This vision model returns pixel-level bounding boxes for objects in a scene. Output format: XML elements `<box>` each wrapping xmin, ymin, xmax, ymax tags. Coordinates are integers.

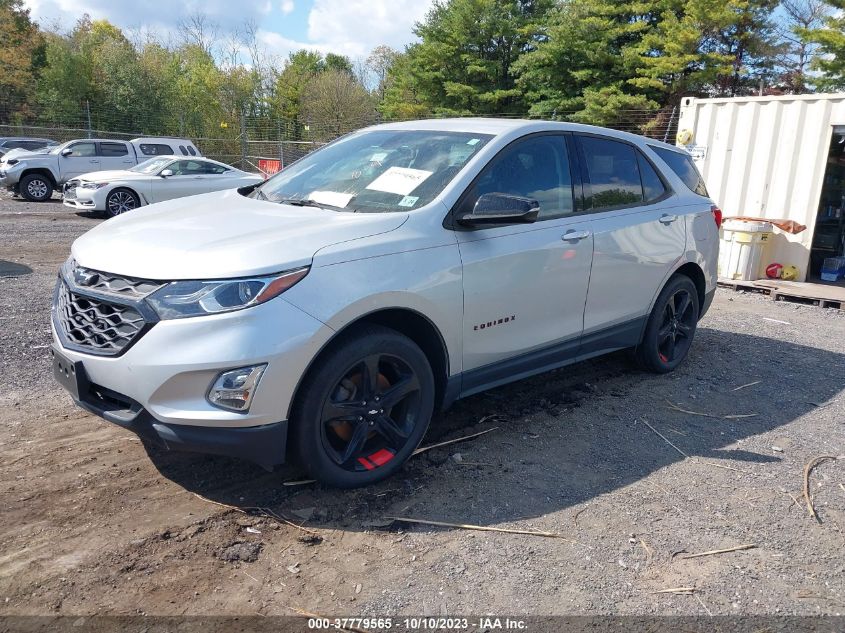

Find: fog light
<box><xmin>207</xmin><ymin>364</ymin><xmax>267</xmax><ymax>412</ymax></box>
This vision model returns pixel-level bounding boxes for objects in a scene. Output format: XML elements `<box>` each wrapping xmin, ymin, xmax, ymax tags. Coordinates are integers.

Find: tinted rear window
<box><xmin>652</xmin><ymin>146</ymin><xmax>708</xmax><ymax>197</ymax></box>
<box><xmin>580</xmin><ymin>136</ymin><xmax>644</xmax><ymax>209</ymax></box>
<box><xmin>139</xmin><ymin>143</ymin><xmax>173</xmax><ymax>156</ymax></box>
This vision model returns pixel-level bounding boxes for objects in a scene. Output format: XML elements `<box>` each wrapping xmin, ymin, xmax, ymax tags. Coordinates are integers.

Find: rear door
<box><xmin>98</xmin><ymin>141</ymin><xmax>134</xmax><ymax>170</ymax></box>
<box><xmin>60</xmin><ymin>141</ymin><xmax>100</xmax><ymax>180</ymax></box>
<box><xmin>574</xmin><ymin>133</ymin><xmax>686</xmax><ymax>359</ymax></box>
<box><xmin>454</xmin><ymin>133</ymin><xmax>594</xmax><ymax>394</ymax></box>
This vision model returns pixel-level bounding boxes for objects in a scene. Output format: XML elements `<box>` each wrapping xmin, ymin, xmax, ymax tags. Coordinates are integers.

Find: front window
<box><xmin>252</xmin><ymin>129</ymin><xmax>493</xmax><ymax>213</ymax></box>
<box><xmin>130</xmin><ymin>157</ymin><xmax>173</xmax><ymax>174</ymax></box>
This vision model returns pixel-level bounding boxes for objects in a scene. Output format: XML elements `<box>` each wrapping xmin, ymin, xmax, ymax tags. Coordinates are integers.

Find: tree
<box><xmin>300</xmin><ymin>69</ymin><xmax>375</xmax><ymax>140</ymax></box>
<box><xmin>806</xmin><ymin>0</ymin><xmax>845</xmax><ymax>91</ymax></box>
<box><xmin>776</xmin><ymin>0</ymin><xmax>829</xmax><ymax>92</ymax></box>
<box><xmin>514</xmin><ymin>0</ymin><xmax>662</xmax><ymax>120</ymax></box>
<box><xmin>382</xmin><ymin>0</ymin><xmax>555</xmax><ymax>116</ymax></box>
<box><xmin>629</xmin><ymin>0</ymin><xmax>782</xmax><ymax>100</ymax></box>
<box><xmin>367</xmin><ymin>45</ymin><xmax>400</xmax><ymax>101</ymax></box>
<box><xmin>0</xmin><ymin>0</ymin><xmax>43</xmax><ymax>121</ymax></box>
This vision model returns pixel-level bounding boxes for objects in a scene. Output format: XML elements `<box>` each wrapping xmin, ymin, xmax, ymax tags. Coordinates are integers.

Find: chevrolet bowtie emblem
<box><xmin>74</xmin><ymin>268</ymin><xmax>99</xmax><ymax>287</ymax></box>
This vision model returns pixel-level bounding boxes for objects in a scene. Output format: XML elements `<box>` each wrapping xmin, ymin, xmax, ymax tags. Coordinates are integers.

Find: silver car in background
<box><xmin>51</xmin><ymin>118</ymin><xmax>719</xmax><ymax>488</ymax></box>
<box><xmin>63</xmin><ymin>156</ymin><xmax>264</xmax><ymax>217</ymax></box>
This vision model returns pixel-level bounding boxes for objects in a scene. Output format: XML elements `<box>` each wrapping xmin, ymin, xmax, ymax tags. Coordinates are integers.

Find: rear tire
<box><xmin>20</xmin><ymin>174</ymin><xmax>53</xmax><ymax>202</ymax></box>
<box><xmin>636</xmin><ymin>275</ymin><xmax>700</xmax><ymax>373</ymax></box>
<box><xmin>291</xmin><ymin>325</ymin><xmax>435</xmax><ymax>488</ymax></box>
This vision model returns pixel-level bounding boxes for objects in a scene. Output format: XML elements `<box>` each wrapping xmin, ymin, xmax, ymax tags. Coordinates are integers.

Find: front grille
<box><xmin>63</xmin><ymin>181</ymin><xmax>78</xmax><ymax>200</ymax></box>
<box><xmin>55</xmin><ymin>281</ymin><xmax>148</xmax><ymax>354</ymax></box>
<box><xmin>76</xmin><ymin>269</ymin><xmax>163</xmax><ymax>299</ymax></box>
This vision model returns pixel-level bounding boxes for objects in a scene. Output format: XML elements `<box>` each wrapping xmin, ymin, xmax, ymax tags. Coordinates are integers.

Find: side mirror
<box><xmin>457</xmin><ymin>193</ymin><xmax>540</xmax><ymax>227</ymax></box>
<box><xmin>159</xmin><ymin>169</ymin><xmax>173</xmax><ymax>178</ymax></box>
<box><xmin>60</xmin><ymin>148</ymin><xmax>73</xmax><ymax>156</ymax></box>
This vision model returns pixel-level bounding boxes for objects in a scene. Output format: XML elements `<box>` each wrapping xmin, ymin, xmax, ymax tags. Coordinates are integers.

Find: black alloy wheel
<box><xmin>320</xmin><ymin>353</ymin><xmax>421</xmax><ymax>472</ymax></box>
<box><xmin>293</xmin><ymin>325</ymin><xmax>435</xmax><ymax>488</ymax></box>
<box><xmin>637</xmin><ymin>274</ymin><xmax>700</xmax><ymax>373</ymax></box>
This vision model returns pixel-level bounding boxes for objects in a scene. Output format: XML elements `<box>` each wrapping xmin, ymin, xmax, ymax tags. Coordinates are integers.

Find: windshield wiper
<box><xmin>278</xmin><ymin>198</ymin><xmax>323</xmax><ymax>208</ymax></box>
<box><xmin>276</xmin><ymin>197</ymin><xmax>349</xmax><ymax>211</ymax></box>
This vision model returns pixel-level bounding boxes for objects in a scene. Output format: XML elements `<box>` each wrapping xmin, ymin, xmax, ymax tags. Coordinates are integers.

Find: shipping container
<box><xmin>676</xmin><ymin>93</ymin><xmax>845</xmax><ymax>282</ymax></box>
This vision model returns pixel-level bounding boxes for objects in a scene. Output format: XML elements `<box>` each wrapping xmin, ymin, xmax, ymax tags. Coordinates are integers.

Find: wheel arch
<box><xmin>21</xmin><ymin>168</ymin><xmax>57</xmax><ymax>188</ymax></box>
<box><xmin>673</xmin><ymin>261</ymin><xmax>706</xmax><ymax>317</ymax></box>
<box><xmin>286</xmin><ymin>307</ymin><xmax>451</xmax><ymax>421</ymax></box>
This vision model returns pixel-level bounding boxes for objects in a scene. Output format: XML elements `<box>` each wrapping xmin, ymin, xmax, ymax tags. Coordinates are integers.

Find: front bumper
<box><xmin>53</xmin><ymin>346</ymin><xmax>288</xmax><ymax>469</ymax></box>
<box><xmin>62</xmin><ymin>183</ymin><xmax>100</xmax><ymax>210</ymax></box>
<box><xmin>50</xmin><ymin>267</ymin><xmax>334</xmax><ymax>467</ymax></box>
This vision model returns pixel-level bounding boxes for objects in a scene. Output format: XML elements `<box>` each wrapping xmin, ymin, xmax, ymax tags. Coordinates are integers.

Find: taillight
<box><xmin>711</xmin><ymin>205</ymin><xmax>723</xmax><ymax>229</ymax></box>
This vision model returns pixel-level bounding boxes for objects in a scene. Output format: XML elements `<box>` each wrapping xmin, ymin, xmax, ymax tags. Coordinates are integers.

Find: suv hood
<box><xmin>72</xmin><ymin>188</ymin><xmax>408</xmax><ymax>280</ymax></box>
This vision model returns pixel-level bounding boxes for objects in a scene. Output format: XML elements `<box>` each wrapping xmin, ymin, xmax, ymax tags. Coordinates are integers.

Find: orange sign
<box><xmin>258</xmin><ymin>159</ymin><xmax>282</xmax><ymax>177</ymax></box>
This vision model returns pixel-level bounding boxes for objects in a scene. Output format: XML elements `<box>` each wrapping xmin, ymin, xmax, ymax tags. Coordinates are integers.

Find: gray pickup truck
<box><xmin>0</xmin><ymin>136</ymin><xmax>202</xmax><ymax>201</ymax></box>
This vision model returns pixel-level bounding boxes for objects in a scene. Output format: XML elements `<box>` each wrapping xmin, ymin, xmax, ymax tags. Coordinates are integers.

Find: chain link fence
<box><xmin>1</xmin><ymin>103</ymin><xmax>680</xmax><ymax>174</ymax></box>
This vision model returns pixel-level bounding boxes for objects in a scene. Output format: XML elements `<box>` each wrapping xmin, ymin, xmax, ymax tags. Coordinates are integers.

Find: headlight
<box><xmin>6</xmin><ymin>159</ymin><xmax>18</xmax><ymax>166</ymax></box>
<box><xmin>79</xmin><ymin>182</ymin><xmax>108</xmax><ymax>189</ymax></box>
<box><xmin>147</xmin><ymin>267</ymin><xmax>309</xmax><ymax>319</ymax></box>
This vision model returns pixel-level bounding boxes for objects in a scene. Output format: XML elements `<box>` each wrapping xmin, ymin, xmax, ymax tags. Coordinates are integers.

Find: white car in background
<box><xmin>63</xmin><ymin>156</ymin><xmax>264</xmax><ymax>217</ymax></box>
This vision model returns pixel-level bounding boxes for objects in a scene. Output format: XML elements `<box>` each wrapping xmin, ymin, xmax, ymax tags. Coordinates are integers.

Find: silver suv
<box><xmin>51</xmin><ymin>119</ymin><xmax>719</xmax><ymax>488</ymax></box>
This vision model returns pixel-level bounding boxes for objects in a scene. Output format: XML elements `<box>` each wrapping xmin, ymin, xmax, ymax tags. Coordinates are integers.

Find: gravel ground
<box><xmin>1</xmin><ymin>193</ymin><xmax>844</xmax><ymax>618</ymax></box>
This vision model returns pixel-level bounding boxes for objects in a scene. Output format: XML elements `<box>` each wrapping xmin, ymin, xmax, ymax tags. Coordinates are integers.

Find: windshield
<box><xmin>252</xmin><ymin>129</ymin><xmax>493</xmax><ymax>212</ymax></box>
<box><xmin>130</xmin><ymin>157</ymin><xmax>173</xmax><ymax>174</ymax></box>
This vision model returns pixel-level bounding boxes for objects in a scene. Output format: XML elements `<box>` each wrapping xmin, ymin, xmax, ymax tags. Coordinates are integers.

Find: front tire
<box><xmin>637</xmin><ymin>275</ymin><xmax>700</xmax><ymax>373</ymax></box>
<box><xmin>20</xmin><ymin>174</ymin><xmax>53</xmax><ymax>202</ymax></box>
<box><xmin>105</xmin><ymin>188</ymin><xmax>140</xmax><ymax>217</ymax></box>
<box><xmin>292</xmin><ymin>325</ymin><xmax>435</xmax><ymax>488</ymax></box>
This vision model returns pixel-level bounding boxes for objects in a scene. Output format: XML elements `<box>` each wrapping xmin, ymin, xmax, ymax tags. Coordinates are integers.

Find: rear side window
<box><xmin>178</xmin><ymin>145</ymin><xmax>187</xmax><ymax>155</ymax></box>
<box><xmin>187</xmin><ymin>146</ymin><xmax>197</xmax><ymax>156</ymax></box>
<box><xmin>200</xmin><ymin>162</ymin><xmax>229</xmax><ymax>174</ymax></box>
<box><xmin>637</xmin><ymin>153</ymin><xmax>667</xmax><ymax>202</ymax></box>
<box><xmin>100</xmin><ymin>142</ymin><xmax>128</xmax><ymax>157</ymax></box>
<box><xmin>579</xmin><ymin>136</ymin><xmax>644</xmax><ymax>209</ymax></box>
<box><xmin>139</xmin><ymin>143</ymin><xmax>174</xmax><ymax>156</ymax></box>
<box><xmin>651</xmin><ymin>146</ymin><xmax>708</xmax><ymax>197</ymax></box>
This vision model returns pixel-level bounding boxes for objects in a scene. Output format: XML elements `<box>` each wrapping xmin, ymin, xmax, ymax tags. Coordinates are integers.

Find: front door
<box><xmin>454</xmin><ymin>133</ymin><xmax>594</xmax><ymax>395</ymax></box>
<box><xmin>60</xmin><ymin>141</ymin><xmax>100</xmax><ymax>180</ymax></box>
<box><xmin>150</xmin><ymin>159</ymin><xmax>210</xmax><ymax>202</ymax></box>
<box><xmin>574</xmin><ymin>134</ymin><xmax>687</xmax><ymax>358</ymax></box>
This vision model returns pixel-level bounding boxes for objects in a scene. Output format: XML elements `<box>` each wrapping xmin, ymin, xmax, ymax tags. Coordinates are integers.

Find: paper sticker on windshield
<box><xmin>370</xmin><ymin>152</ymin><xmax>388</xmax><ymax>163</ymax></box>
<box><xmin>308</xmin><ymin>190</ymin><xmax>353</xmax><ymax>208</ymax></box>
<box><xmin>467</xmin><ymin>138</ymin><xmax>480</xmax><ymax>146</ymax></box>
<box><xmin>366</xmin><ymin>167</ymin><xmax>432</xmax><ymax>196</ymax></box>
<box><xmin>398</xmin><ymin>196</ymin><xmax>419</xmax><ymax>208</ymax></box>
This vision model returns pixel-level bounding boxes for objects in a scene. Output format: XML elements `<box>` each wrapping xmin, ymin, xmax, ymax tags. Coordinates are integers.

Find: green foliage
<box><xmin>382</xmin><ymin>0</ymin><xmax>555</xmax><ymax>116</ymax></box>
<box><xmin>2</xmin><ymin>1</ymin><xmax>844</xmax><ymax>143</ymax></box>
<box><xmin>807</xmin><ymin>0</ymin><xmax>845</xmax><ymax>91</ymax></box>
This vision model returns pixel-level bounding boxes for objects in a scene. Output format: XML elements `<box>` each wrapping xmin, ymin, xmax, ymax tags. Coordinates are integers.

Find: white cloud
<box><xmin>306</xmin><ymin>0</ymin><xmax>433</xmax><ymax>58</ymax></box>
<box><xmin>23</xmin><ymin>0</ymin><xmax>280</xmax><ymax>33</ymax></box>
<box><xmin>23</xmin><ymin>0</ymin><xmax>435</xmax><ymax>63</ymax></box>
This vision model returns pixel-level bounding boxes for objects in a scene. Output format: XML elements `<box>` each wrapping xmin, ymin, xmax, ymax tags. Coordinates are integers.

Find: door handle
<box><xmin>659</xmin><ymin>214</ymin><xmax>679</xmax><ymax>225</ymax></box>
<box><xmin>562</xmin><ymin>229</ymin><xmax>591</xmax><ymax>242</ymax></box>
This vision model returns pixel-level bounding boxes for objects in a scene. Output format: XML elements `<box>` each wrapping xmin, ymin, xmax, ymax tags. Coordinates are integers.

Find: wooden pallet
<box><xmin>717</xmin><ymin>277</ymin><xmax>845</xmax><ymax>309</ymax></box>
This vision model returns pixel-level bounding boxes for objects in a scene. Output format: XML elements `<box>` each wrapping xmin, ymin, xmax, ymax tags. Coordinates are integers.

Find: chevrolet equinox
<box><xmin>51</xmin><ymin>119</ymin><xmax>719</xmax><ymax>488</ymax></box>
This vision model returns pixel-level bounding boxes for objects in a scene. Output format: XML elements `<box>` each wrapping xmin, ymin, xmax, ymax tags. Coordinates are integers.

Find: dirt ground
<box><xmin>1</xmin><ymin>194</ymin><xmax>844</xmax><ymax>618</ymax></box>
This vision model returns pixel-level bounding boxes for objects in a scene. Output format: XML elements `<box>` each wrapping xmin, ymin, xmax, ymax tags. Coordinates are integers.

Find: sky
<box><xmin>22</xmin><ymin>0</ymin><xmax>436</xmax><ymax>62</ymax></box>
